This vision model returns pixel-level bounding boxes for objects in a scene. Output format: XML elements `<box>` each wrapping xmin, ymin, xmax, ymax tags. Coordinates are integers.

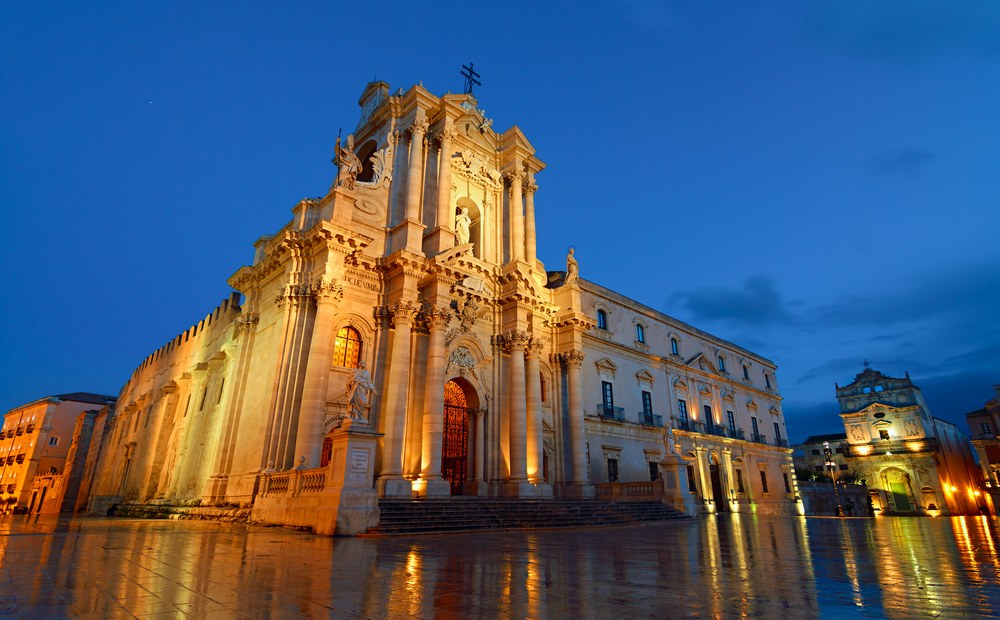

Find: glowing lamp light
<box><xmin>949</xmin><ymin>485</ymin><xmax>958</xmax><ymax>493</ymax></box>
<box><xmin>855</xmin><ymin>445</ymin><xmax>873</xmax><ymax>456</ymax></box>
<box><xmin>905</xmin><ymin>441</ymin><xmax>924</xmax><ymax>452</ymax></box>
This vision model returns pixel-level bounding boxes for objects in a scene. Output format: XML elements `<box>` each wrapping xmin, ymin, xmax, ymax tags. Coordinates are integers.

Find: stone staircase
<box><xmin>365</xmin><ymin>498</ymin><xmax>689</xmax><ymax>535</ymax></box>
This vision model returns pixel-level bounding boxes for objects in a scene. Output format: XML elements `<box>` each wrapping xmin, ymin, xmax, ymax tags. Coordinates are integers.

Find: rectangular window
<box><xmin>607</xmin><ymin>458</ymin><xmax>619</xmax><ymax>483</ymax></box>
<box><xmin>216</xmin><ymin>378</ymin><xmax>226</xmax><ymax>404</ymax></box>
<box><xmin>540</xmin><ymin>375</ymin><xmax>547</xmax><ymax>403</ymax></box>
<box><xmin>863</xmin><ymin>386</ymin><xmax>871</xmax><ymax>394</ymax></box>
<box><xmin>879</xmin><ymin>429</ymin><xmax>890</xmax><ymax>441</ymax></box>
<box><xmin>687</xmin><ymin>465</ymin><xmax>697</xmax><ymax>493</ymax></box>
<box><xmin>981</xmin><ymin>422</ymin><xmax>992</xmax><ymax>435</ymax></box>
<box><xmin>727</xmin><ymin>411</ymin><xmax>736</xmax><ymax>433</ymax></box>
<box><xmin>735</xmin><ymin>469</ymin><xmax>744</xmax><ymax>493</ymax></box>
<box><xmin>648</xmin><ymin>461</ymin><xmax>659</xmax><ymax>481</ymax></box>
<box><xmin>48</xmin><ymin>437</ymin><xmax>59</xmax><ymax>447</ymax></box>
<box><xmin>774</xmin><ymin>422</ymin><xmax>782</xmax><ymax>443</ymax></box>
<box><xmin>765</xmin><ymin>374</ymin><xmax>771</xmax><ymax>389</ymax></box>
<box><xmin>601</xmin><ymin>382</ymin><xmax>614</xmax><ymax>415</ymax></box>
<box><xmin>641</xmin><ymin>391</ymin><xmax>653</xmax><ymax>415</ymax></box>
<box><xmin>703</xmin><ymin>405</ymin><xmax>713</xmax><ymax>430</ymax></box>
<box><xmin>783</xmin><ymin>472</ymin><xmax>791</xmax><ymax>493</ymax></box>
<box><xmin>751</xmin><ymin>416</ymin><xmax>760</xmax><ymax>436</ymax></box>
<box><xmin>760</xmin><ymin>470</ymin><xmax>769</xmax><ymax>494</ymax></box>
<box><xmin>677</xmin><ymin>400</ymin><xmax>688</xmax><ymax>423</ymax></box>
<box><xmin>743</xmin><ymin>366</ymin><xmax>750</xmax><ymax>381</ymax></box>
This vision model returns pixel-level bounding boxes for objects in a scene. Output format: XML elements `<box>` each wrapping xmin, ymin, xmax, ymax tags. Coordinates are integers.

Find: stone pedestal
<box><xmin>559</xmin><ymin>482</ymin><xmax>595</xmax><ymax>499</ymax></box>
<box><xmin>412</xmin><ymin>478</ymin><xmax>451</xmax><ymax>497</ymax></box>
<box><xmin>423</xmin><ymin>227</ymin><xmax>456</xmax><ymax>256</ymax></box>
<box><xmin>659</xmin><ymin>456</ymin><xmax>700</xmax><ymax>517</ymax></box>
<box><xmin>388</xmin><ymin>219</ymin><xmax>427</xmax><ymax>255</ymax></box>
<box><xmin>324</xmin><ymin>423</ymin><xmax>381</xmax><ymax>535</ymax></box>
<box><xmin>502</xmin><ymin>480</ymin><xmax>548</xmax><ymax>498</ymax></box>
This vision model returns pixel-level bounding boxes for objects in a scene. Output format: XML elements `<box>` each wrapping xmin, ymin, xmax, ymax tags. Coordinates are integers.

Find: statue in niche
<box><xmin>565</xmin><ymin>247</ymin><xmax>579</xmax><ymax>284</ymax></box>
<box><xmin>335</xmin><ymin>134</ymin><xmax>363</xmax><ymax>190</ymax></box>
<box><xmin>345</xmin><ymin>361</ymin><xmax>376</xmax><ymax>423</ymax></box>
<box><xmin>455</xmin><ymin>207</ymin><xmax>472</xmax><ymax>245</ymax></box>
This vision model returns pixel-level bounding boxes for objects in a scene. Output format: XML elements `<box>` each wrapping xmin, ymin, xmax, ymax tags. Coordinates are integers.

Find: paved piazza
<box><xmin>1</xmin><ymin>515</ymin><xmax>999</xmax><ymax>619</ymax></box>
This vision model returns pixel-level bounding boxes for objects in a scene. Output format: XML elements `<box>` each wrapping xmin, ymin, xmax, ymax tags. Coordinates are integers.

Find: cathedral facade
<box><xmin>84</xmin><ymin>81</ymin><xmax>799</xmax><ymax>533</ymax></box>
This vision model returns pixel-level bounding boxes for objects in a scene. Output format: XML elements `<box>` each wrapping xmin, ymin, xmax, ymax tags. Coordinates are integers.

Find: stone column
<box><xmin>295</xmin><ymin>280</ymin><xmax>344</xmax><ymax>468</ymax></box>
<box><xmin>508</xmin><ymin>172</ymin><xmax>524</xmax><ymax>262</ymax></box>
<box><xmin>505</xmin><ymin>331</ymin><xmax>529</xmax><ymax>484</ymax></box>
<box><xmin>524</xmin><ymin>177</ymin><xmax>537</xmax><ymax>267</ymax></box>
<box><xmin>525</xmin><ymin>340</ymin><xmax>544</xmax><ymax>483</ymax></box>
<box><xmin>563</xmin><ymin>350</ymin><xmax>588</xmax><ymax>485</ymax></box>
<box><xmin>722</xmin><ymin>447</ymin><xmax>735</xmax><ymax>510</ymax></box>
<box><xmin>474</xmin><ymin>409</ymin><xmax>486</xmax><ymax>482</ymax></box>
<box><xmin>377</xmin><ymin>302</ymin><xmax>417</xmax><ymax>497</ymax></box>
<box><xmin>416</xmin><ymin>309</ymin><xmax>451</xmax><ymax>496</ymax></box>
<box><xmin>436</xmin><ymin>126</ymin><xmax>454</xmax><ymax>232</ymax></box>
<box><xmin>405</xmin><ymin>120</ymin><xmax>428</xmax><ymax>222</ymax></box>
<box><xmin>696</xmin><ymin>446</ymin><xmax>714</xmax><ymax>510</ymax></box>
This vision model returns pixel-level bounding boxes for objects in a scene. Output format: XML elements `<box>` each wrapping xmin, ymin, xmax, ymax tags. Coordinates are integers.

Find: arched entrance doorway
<box><xmin>709</xmin><ymin>454</ymin><xmax>728</xmax><ymax>512</ymax></box>
<box><xmin>443</xmin><ymin>379</ymin><xmax>476</xmax><ymax>495</ymax></box>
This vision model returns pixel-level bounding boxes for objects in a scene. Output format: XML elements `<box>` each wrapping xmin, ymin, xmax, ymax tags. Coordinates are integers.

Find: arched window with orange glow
<box><xmin>332</xmin><ymin>326</ymin><xmax>362</xmax><ymax>368</ymax></box>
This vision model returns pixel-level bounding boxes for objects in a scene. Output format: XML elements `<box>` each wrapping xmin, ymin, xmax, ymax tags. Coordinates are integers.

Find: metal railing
<box><xmin>596</xmin><ymin>404</ymin><xmax>625</xmax><ymax>421</ymax></box>
<box><xmin>639</xmin><ymin>412</ymin><xmax>663</xmax><ymax>426</ymax></box>
<box><xmin>751</xmin><ymin>433</ymin><xmax>767</xmax><ymax>445</ymax></box>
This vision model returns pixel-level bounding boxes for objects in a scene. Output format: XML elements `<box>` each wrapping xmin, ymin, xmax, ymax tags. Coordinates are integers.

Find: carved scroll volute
<box><xmin>499</xmin><ymin>330</ymin><xmax>530</xmax><ymax>353</ymax></box>
<box><xmin>425</xmin><ymin>307</ymin><xmax>452</xmax><ymax>332</ymax></box>
<box><xmin>524</xmin><ymin>337</ymin><xmax>547</xmax><ymax>360</ymax></box>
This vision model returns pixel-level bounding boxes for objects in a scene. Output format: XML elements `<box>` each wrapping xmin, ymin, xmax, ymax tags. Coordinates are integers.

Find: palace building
<box><xmin>82</xmin><ymin>80</ymin><xmax>800</xmax><ymax>533</ymax></box>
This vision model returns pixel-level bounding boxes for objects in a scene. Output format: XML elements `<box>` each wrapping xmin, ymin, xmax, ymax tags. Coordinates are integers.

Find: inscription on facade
<box><xmin>349</xmin><ymin>448</ymin><xmax>370</xmax><ymax>481</ymax></box>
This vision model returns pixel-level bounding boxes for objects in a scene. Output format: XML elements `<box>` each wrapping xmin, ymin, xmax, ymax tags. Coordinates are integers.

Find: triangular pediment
<box><xmin>769</xmin><ymin>405</ymin><xmax>781</xmax><ymax>416</ymax></box>
<box><xmin>635</xmin><ymin>369</ymin><xmax>655</xmax><ymax>384</ymax></box>
<box><xmin>595</xmin><ymin>358</ymin><xmax>618</xmax><ymax>375</ymax></box>
<box><xmin>686</xmin><ymin>353</ymin><xmax>720</xmax><ymax>375</ymax></box>
<box><xmin>673</xmin><ymin>377</ymin><xmax>688</xmax><ymax>390</ymax></box>
<box><xmin>721</xmin><ymin>389</ymin><xmax>735</xmax><ymax>402</ymax></box>
<box><xmin>746</xmin><ymin>399</ymin><xmax>758</xmax><ymax>410</ymax></box>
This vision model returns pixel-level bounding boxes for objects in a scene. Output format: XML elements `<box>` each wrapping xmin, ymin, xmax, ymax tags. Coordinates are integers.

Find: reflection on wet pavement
<box><xmin>1</xmin><ymin>514</ymin><xmax>998</xmax><ymax>618</ymax></box>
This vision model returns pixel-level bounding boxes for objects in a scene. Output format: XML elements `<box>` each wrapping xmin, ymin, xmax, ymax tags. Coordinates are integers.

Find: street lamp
<box><xmin>823</xmin><ymin>441</ymin><xmax>845</xmax><ymax>517</ymax></box>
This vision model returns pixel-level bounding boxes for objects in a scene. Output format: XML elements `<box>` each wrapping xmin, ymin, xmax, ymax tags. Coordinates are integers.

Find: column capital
<box><xmin>558</xmin><ymin>350</ymin><xmax>585</xmax><ymax>368</ymax></box>
<box><xmin>385</xmin><ymin>301</ymin><xmax>420</xmax><ymax>328</ymax></box>
<box><xmin>498</xmin><ymin>330</ymin><xmax>530</xmax><ymax>352</ymax></box>
<box><xmin>504</xmin><ymin>170</ymin><xmax>525</xmax><ymax>185</ymax></box>
<box><xmin>524</xmin><ymin>181</ymin><xmax>538</xmax><ymax>195</ymax></box>
<box><xmin>409</xmin><ymin>120</ymin><xmax>429</xmax><ymax>136</ymax></box>
<box><xmin>234</xmin><ymin>312</ymin><xmax>259</xmax><ymax>337</ymax></box>
<box><xmin>422</xmin><ymin>307</ymin><xmax>452</xmax><ymax>331</ymax></box>
<box><xmin>524</xmin><ymin>337</ymin><xmax>547</xmax><ymax>359</ymax></box>
<box><xmin>436</xmin><ymin>127</ymin><xmax>456</xmax><ymax>144</ymax></box>
<box><xmin>312</xmin><ymin>277</ymin><xmax>345</xmax><ymax>305</ymax></box>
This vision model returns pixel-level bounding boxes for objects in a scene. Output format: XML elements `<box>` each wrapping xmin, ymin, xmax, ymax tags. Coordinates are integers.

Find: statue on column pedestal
<box><xmin>335</xmin><ymin>134</ymin><xmax>363</xmax><ymax>190</ymax></box>
<box><xmin>346</xmin><ymin>362</ymin><xmax>376</xmax><ymax>423</ymax></box>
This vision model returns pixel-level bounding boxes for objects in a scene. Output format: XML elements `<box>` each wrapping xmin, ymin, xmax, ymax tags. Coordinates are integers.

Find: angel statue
<box><xmin>455</xmin><ymin>207</ymin><xmax>472</xmax><ymax>245</ymax></box>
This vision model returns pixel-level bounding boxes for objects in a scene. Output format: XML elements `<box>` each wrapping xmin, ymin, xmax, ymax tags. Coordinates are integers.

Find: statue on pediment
<box><xmin>565</xmin><ymin>247</ymin><xmax>578</xmax><ymax>284</ymax></box>
<box><xmin>335</xmin><ymin>134</ymin><xmax>363</xmax><ymax>190</ymax></box>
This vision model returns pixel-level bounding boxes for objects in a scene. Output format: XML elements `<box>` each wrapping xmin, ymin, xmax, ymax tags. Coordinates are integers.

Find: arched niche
<box><xmin>456</xmin><ymin>196</ymin><xmax>482</xmax><ymax>258</ymax></box>
<box><xmin>356</xmin><ymin>140</ymin><xmax>378</xmax><ymax>182</ymax></box>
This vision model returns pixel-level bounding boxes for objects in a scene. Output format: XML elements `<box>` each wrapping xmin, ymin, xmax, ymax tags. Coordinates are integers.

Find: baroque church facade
<box><xmin>83</xmin><ymin>81</ymin><xmax>799</xmax><ymax>533</ymax></box>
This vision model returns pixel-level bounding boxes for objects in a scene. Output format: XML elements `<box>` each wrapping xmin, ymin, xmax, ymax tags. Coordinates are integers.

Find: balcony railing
<box><xmin>773</xmin><ymin>438</ymin><xmax>789</xmax><ymax>447</ymax></box>
<box><xmin>596</xmin><ymin>404</ymin><xmax>625</xmax><ymax>421</ymax></box>
<box><xmin>751</xmin><ymin>433</ymin><xmax>768</xmax><ymax>445</ymax></box>
<box><xmin>673</xmin><ymin>418</ymin><xmax>692</xmax><ymax>431</ymax></box>
<box><xmin>847</xmin><ymin>438</ymin><xmax>939</xmax><ymax>457</ymax></box>
<box><xmin>638</xmin><ymin>412</ymin><xmax>663</xmax><ymax>427</ymax></box>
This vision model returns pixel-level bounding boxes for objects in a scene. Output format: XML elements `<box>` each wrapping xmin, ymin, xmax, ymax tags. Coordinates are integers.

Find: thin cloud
<box><xmin>671</xmin><ymin>275</ymin><xmax>793</xmax><ymax>327</ymax></box>
<box><xmin>865</xmin><ymin>147</ymin><xmax>938</xmax><ymax>178</ymax></box>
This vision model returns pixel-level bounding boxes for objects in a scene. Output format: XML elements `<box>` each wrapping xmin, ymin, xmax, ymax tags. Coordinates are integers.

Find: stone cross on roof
<box><xmin>461</xmin><ymin>62</ymin><xmax>481</xmax><ymax>95</ymax></box>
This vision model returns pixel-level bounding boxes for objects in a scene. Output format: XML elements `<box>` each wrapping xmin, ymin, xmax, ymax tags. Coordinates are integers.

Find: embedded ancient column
<box><xmin>474</xmin><ymin>409</ymin><xmax>486</xmax><ymax>482</ymax></box>
<box><xmin>508</xmin><ymin>172</ymin><xmax>525</xmax><ymax>262</ymax></box>
<box><xmin>524</xmin><ymin>177</ymin><xmax>537</xmax><ymax>266</ymax></box>
<box><xmin>377</xmin><ymin>302</ymin><xmax>417</xmax><ymax>497</ymax></box>
<box><xmin>563</xmin><ymin>350</ymin><xmax>589</xmax><ymax>486</ymax></box>
<box><xmin>294</xmin><ymin>280</ymin><xmax>343</xmax><ymax>468</ymax></box>
<box><xmin>416</xmin><ymin>308</ymin><xmax>451</xmax><ymax>496</ymax></box>
<box><xmin>405</xmin><ymin>120</ymin><xmax>428</xmax><ymax>222</ymax></box>
<box><xmin>722</xmin><ymin>447</ymin><xmax>735</xmax><ymax>510</ymax></box>
<box><xmin>137</xmin><ymin>383</ymin><xmax>179</xmax><ymax>501</ymax></box>
<box><xmin>436</xmin><ymin>125</ymin><xmax>454</xmax><ymax>232</ymax></box>
<box><xmin>525</xmin><ymin>340</ymin><xmax>544</xmax><ymax>483</ymax></box>
<box><xmin>505</xmin><ymin>331</ymin><xmax>529</xmax><ymax>484</ymax></box>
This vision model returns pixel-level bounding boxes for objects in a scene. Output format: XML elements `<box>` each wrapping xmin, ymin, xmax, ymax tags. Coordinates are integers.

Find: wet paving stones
<box><xmin>1</xmin><ymin>514</ymin><xmax>999</xmax><ymax>618</ymax></box>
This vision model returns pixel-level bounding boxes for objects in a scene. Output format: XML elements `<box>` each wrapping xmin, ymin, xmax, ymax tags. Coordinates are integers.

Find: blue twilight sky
<box><xmin>2</xmin><ymin>1</ymin><xmax>998</xmax><ymax>443</ymax></box>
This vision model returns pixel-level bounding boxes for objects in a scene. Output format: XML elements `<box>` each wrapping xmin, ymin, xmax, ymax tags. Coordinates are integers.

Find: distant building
<box><xmin>0</xmin><ymin>393</ymin><xmax>115</xmax><ymax>513</ymax></box>
<box><xmin>966</xmin><ymin>385</ymin><xmax>1000</xmax><ymax>511</ymax></box>
<box><xmin>836</xmin><ymin>368</ymin><xmax>984</xmax><ymax>516</ymax></box>
<box><xmin>793</xmin><ymin>433</ymin><xmax>851</xmax><ymax>480</ymax></box>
